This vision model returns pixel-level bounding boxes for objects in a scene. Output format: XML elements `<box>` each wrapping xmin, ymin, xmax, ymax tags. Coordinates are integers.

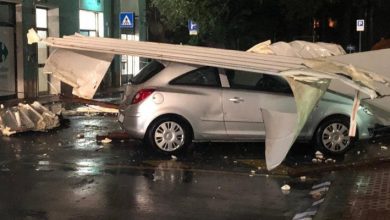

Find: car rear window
<box><xmin>130</xmin><ymin>60</ymin><xmax>165</xmax><ymax>85</ymax></box>
<box><xmin>170</xmin><ymin>67</ymin><xmax>221</xmax><ymax>87</ymax></box>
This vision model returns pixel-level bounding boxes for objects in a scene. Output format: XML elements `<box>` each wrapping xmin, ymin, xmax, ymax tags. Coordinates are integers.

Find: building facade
<box><xmin>0</xmin><ymin>0</ymin><xmax>146</xmax><ymax>100</ymax></box>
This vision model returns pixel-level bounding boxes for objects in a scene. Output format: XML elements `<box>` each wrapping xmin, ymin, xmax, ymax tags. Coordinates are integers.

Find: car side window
<box><xmin>226</xmin><ymin>69</ymin><xmax>292</xmax><ymax>94</ymax></box>
<box><xmin>170</xmin><ymin>67</ymin><xmax>221</xmax><ymax>87</ymax></box>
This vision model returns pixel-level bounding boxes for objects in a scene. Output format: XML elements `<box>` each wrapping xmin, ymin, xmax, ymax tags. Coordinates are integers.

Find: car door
<box><xmin>221</xmin><ymin>69</ymin><xmax>296</xmax><ymax>140</ymax></box>
<box><xmin>169</xmin><ymin>66</ymin><xmax>227</xmax><ymax>140</ymax></box>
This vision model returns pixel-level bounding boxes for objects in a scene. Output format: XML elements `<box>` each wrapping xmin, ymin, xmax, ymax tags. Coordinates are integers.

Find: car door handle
<box><xmin>229</xmin><ymin>97</ymin><xmax>244</xmax><ymax>103</ymax></box>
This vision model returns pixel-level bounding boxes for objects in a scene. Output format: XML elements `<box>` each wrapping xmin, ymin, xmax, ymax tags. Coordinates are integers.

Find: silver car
<box><xmin>119</xmin><ymin>60</ymin><xmax>377</xmax><ymax>155</ymax></box>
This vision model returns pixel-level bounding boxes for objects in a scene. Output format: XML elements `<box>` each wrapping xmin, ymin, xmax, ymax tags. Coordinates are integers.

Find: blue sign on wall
<box><xmin>188</xmin><ymin>20</ymin><xmax>198</xmax><ymax>35</ymax></box>
<box><xmin>120</xmin><ymin>12</ymin><xmax>134</xmax><ymax>29</ymax></box>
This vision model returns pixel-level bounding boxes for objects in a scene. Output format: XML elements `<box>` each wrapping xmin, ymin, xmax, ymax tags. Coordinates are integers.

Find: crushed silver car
<box><xmin>119</xmin><ymin>60</ymin><xmax>378</xmax><ymax>155</ymax></box>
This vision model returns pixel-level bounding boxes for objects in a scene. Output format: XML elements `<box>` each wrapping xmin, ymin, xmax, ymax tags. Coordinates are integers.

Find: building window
<box><xmin>79</xmin><ymin>10</ymin><xmax>104</xmax><ymax>37</ymax></box>
<box><xmin>0</xmin><ymin>2</ymin><xmax>16</xmax><ymax>99</ymax></box>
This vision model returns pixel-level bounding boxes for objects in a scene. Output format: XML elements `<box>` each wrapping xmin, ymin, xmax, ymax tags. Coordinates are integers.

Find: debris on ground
<box><xmin>1</xmin><ymin>127</ymin><xmax>16</xmax><ymax>136</ymax></box>
<box><xmin>312</xmin><ymin>158</ymin><xmax>320</xmax><ymax>164</ymax></box>
<box><xmin>325</xmin><ymin>158</ymin><xmax>335</xmax><ymax>164</ymax></box>
<box><xmin>315</xmin><ymin>151</ymin><xmax>324</xmax><ymax>159</ymax></box>
<box><xmin>281</xmin><ymin>184</ymin><xmax>291</xmax><ymax>194</ymax></box>
<box><xmin>62</xmin><ymin>104</ymin><xmax>118</xmax><ymax>116</ymax></box>
<box><xmin>76</xmin><ymin>105</ymin><xmax>118</xmax><ymax>114</ymax></box>
<box><xmin>96</xmin><ymin>131</ymin><xmax>130</xmax><ymax>142</ymax></box>
<box><xmin>300</xmin><ymin>176</ymin><xmax>307</xmax><ymax>182</ymax></box>
<box><xmin>77</xmin><ymin>133</ymin><xmax>85</xmax><ymax>139</ymax></box>
<box><xmin>171</xmin><ymin>155</ymin><xmax>178</xmax><ymax>160</ymax></box>
<box><xmin>0</xmin><ymin>102</ymin><xmax>60</xmax><ymax>136</ymax></box>
<box><xmin>381</xmin><ymin>146</ymin><xmax>388</xmax><ymax>150</ymax></box>
<box><xmin>100</xmin><ymin>138</ymin><xmax>112</xmax><ymax>144</ymax></box>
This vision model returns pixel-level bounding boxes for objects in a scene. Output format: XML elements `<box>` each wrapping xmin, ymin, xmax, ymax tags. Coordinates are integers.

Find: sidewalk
<box><xmin>314</xmin><ymin>135</ymin><xmax>390</xmax><ymax>220</ymax></box>
<box><xmin>343</xmin><ymin>135</ymin><xmax>390</xmax><ymax>219</ymax></box>
<box><xmin>343</xmin><ymin>163</ymin><xmax>390</xmax><ymax>220</ymax></box>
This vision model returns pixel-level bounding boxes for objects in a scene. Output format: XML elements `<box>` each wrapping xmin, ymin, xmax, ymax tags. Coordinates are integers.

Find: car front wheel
<box><xmin>145</xmin><ymin>116</ymin><xmax>192</xmax><ymax>154</ymax></box>
<box><xmin>315</xmin><ymin>116</ymin><xmax>356</xmax><ymax>155</ymax></box>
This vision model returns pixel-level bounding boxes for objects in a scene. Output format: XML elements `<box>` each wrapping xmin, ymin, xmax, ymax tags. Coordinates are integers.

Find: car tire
<box><xmin>314</xmin><ymin>116</ymin><xmax>356</xmax><ymax>155</ymax></box>
<box><xmin>145</xmin><ymin>116</ymin><xmax>192</xmax><ymax>154</ymax></box>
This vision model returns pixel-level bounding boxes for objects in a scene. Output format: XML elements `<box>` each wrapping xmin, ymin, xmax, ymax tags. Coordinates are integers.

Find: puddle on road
<box><xmin>36</xmin><ymin>160</ymin><xmax>55</xmax><ymax>172</ymax></box>
<box><xmin>75</xmin><ymin>159</ymin><xmax>102</xmax><ymax>176</ymax></box>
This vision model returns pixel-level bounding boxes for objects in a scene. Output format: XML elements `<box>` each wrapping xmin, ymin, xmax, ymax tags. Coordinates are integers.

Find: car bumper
<box><xmin>118</xmin><ymin>111</ymin><xmax>147</xmax><ymax>140</ymax></box>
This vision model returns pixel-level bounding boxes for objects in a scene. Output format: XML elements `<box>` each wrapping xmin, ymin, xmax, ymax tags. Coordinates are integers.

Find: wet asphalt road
<box><xmin>0</xmin><ymin>115</ymin><xmax>388</xmax><ymax>219</ymax></box>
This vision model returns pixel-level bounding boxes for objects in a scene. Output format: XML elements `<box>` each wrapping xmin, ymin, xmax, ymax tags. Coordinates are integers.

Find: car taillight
<box><xmin>131</xmin><ymin>89</ymin><xmax>155</xmax><ymax>104</ymax></box>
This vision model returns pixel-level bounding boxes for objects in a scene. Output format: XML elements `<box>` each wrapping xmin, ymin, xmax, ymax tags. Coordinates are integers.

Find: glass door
<box><xmin>0</xmin><ymin>3</ymin><xmax>16</xmax><ymax>99</ymax></box>
<box><xmin>36</xmin><ymin>7</ymin><xmax>50</xmax><ymax>95</ymax></box>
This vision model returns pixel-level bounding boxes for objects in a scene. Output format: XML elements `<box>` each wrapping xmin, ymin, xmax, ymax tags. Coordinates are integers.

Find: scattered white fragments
<box><xmin>281</xmin><ymin>184</ymin><xmax>291</xmax><ymax>195</ymax></box>
<box><xmin>312</xmin><ymin>158</ymin><xmax>320</xmax><ymax>164</ymax></box>
<box><xmin>1</xmin><ymin>127</ymin><xmax>16</xmax><ymax>136</ymax></box>
<box><xmin>315</xmin><ymin>151</ymin><xmax>324</xmax><ymax>159</ymax></box>
<box><xmin>101</xmin><ymin>138</ymin><xmax>112</xmax><ymax>144</ymax></box>
<box><xmin>76</xmin><ymin>105</ymin><xmax>118</xmax><ymax>114</ymax></box>
<box><xmin>381</xmin><ymin>146</ymin><xmax>388</xmax><ymax>150</ymax></box>
<box><xmin>300</xmin><ymin>176</ymin><xmax>307</xmax><ymax>182</ymax></box>
<box><xmin>171</xmin><ymin>155</ymin><xmax>178</xmax><ymax>160</ymax></box>
<box><xmin>325</xmin><ymin>158</ymin><xmax>336</xmax><ymax>164</ymax></box>
<box><xmin>0</xmin><ymin>102</ymin><xmax>60</xmax><ymax>136</ymax></box>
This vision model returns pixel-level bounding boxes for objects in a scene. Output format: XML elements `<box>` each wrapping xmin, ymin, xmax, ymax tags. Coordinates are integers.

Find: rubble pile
<box><xmin>0</xmin><ymin>102</ymin><xmax>60</xmax><ymax>136</ymax></box>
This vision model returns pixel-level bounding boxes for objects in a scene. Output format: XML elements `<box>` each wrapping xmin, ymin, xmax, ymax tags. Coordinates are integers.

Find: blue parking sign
<box><xmin>188</xmin><ymin>20</ymin><xmax>198</xmax><ymax>35</ymax></box>
<box><xmin>120</xmin><ymin>12</ymin><xmax>134</xmax><ymax>29</ymax></box>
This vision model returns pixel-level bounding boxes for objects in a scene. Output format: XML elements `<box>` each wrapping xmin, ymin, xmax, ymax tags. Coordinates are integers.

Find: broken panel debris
<box><xmin>0</xmin><ymin>102</ymin><xmax>60</xmax><ymax>136</ymax></box>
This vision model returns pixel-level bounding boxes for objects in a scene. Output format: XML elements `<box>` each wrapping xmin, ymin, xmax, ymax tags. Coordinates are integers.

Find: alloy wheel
<box><xmin>321</xmin><ymin>122</ymin><xmax>351</xmax><ymax>152</ymax></box>
<box><xmin>154</xmin><ymin>121</ymin><xmax>185</xmax><ymax>152</ymax></box>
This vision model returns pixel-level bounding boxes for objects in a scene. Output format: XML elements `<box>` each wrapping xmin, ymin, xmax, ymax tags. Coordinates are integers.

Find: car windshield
<box><xmin>130</xmin><ymin>60</ymin><xmax>165</xmax><ymax>85</ymax></box>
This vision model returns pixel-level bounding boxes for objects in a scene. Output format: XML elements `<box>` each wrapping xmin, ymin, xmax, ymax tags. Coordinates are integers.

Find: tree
<box><xmin>150</xmin><ymin>0</ymin><xmax>282</xmax><ymax>49</ymax></box>
<box><xmin>149</xmin><ymin>0</ymin><xmax>390</xmax><ymax>50</ymax></box>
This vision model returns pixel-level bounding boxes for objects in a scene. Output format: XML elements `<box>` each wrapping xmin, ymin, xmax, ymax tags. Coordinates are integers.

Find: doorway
<box><xmin>0</xmin><ymin>2</ymin><xmax>16</xmax><ymax>99</ymax></box>
<box><xmin>36</xmin><ymin>7</ymin><xmax>50</xmax><ymax>95</ymax></box>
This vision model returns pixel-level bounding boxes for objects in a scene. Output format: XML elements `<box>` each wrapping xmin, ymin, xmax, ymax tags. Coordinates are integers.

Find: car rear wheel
<box><xmin>315</xmin><ymin>116</ymin><xmax>356</xmax><ymax>155</ymax></box>
<box><xmin>145</xmin><ymin>116</ymin><xmax>192</xmax><ymax>154</ymax></box>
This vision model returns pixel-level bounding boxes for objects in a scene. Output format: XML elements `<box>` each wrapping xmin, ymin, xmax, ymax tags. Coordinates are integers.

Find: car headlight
<box><xmin>361</xmin><ymin>106</ymin><xmax>374</xmax><ymax>116</ymax></box>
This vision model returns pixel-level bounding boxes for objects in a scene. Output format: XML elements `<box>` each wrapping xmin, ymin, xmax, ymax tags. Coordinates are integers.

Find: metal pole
<box><xmin>359</xmin><ymin>32</ymin><xmax>362</xmax><ymax>52</ymax></box>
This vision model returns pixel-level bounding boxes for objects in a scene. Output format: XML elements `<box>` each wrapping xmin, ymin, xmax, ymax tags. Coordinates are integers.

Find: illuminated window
<box><xmin>79</xmin><ymin>10</ymin><xmax>104</xmax><ymax>37</ymax></box>
<box><xmin>36</xmin><ymin>8</ymin><xmax>48</xmax><ymax>29</ymax></box>
<box><xmin>36</xmin><ymin>7</ymin><xmax>49</xmax><ymax>94</ymax></box>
